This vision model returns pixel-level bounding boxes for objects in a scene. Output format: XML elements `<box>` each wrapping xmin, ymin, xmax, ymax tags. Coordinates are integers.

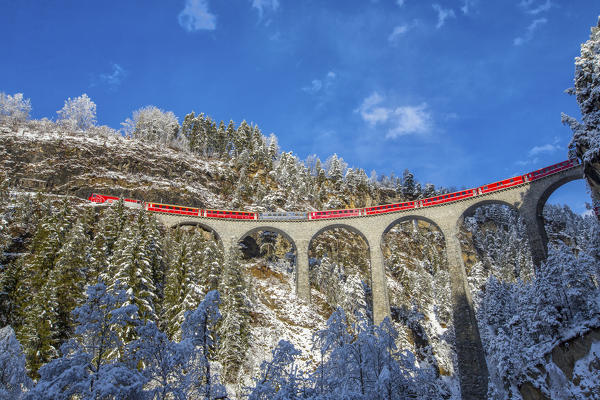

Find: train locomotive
<box><xmin>88</xmin><ymin>159</ymin><xmax>583</xmax><ymax>221</ymax></box>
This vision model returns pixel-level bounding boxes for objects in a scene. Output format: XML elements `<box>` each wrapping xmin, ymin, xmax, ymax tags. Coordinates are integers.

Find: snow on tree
<box><xmin>247</xmin><ymin>340</ymin><xmax>303</xmax><ymax>400</ymax></box>
<box><xmin>0</xmin><ymin>326</ymin><xmax>31</xmax><ymax>399</ymax></box>
<box><xmin>49</xmin><ymin>221</ymin><xmax>90</xmax><ymax>346</ymax></box>
<box><xmin>325</xmin><ymin>154</ymin><xmax>346</xmax><ymax>185</ymax></box>
<box><xmin>162</xmin><ymin>229</ymin><xmax>205</xmax><ymax>340</ymax></box>
<box><xmin>267</xmin><ymin>133</ymin><xmax>279</xmax><ymax>162</ymax></box>
<box><xmin>126</xmin><ymin>321</ymin><xmax>190</xmax><ymax>399</ymax></box>
<box><xmin>180</xmin><ymin>290</ymin><xmax>226</xmax><ymax>399</ymax></box>
<box><xmin>89</xmin><ymin>199</ymin><xmax>128</xmax><ymax>282</ymax></box>
<box><xmin>122</xmin><ymin>105</ymin><xmax>180</xmax><ymax>145</ymax></box>
<box><xmin>402</xmin><ymin>169</ymin><xmax>417</xmax><ymax>200</ymax></box>
<box><xmin>0</xmin><ymin>92</ymin><xmax>31</xmax><ymax>126</ymax></box>
<box><xmin>217</xmin><ymin>245</ymin><xmax>251</xmax><ymax>382</ymax></box>
<box><xmin>106</xmin><ymin>212</ymin><xmax>158</xmax><ymax>334</ymax></box>
<box><xmin>56</xmin><ymin>93</ymin><xmax>97</xmax><ymax>131</ymax></box>
<box><xmin>563</xmin><ymin>17</ymin><xmax>600</xmax><ymax>164</ymax></box>
<box><xmin>26</xmin><ymin>282</ymin><xmax>144</xmax><ymax>400</ymax></box>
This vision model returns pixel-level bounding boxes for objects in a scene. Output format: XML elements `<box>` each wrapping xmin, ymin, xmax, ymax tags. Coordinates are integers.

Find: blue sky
<box><xmin>1</xmin><ymin>0</ymin><xmax>598</xmax><ymax>213</ymax></box>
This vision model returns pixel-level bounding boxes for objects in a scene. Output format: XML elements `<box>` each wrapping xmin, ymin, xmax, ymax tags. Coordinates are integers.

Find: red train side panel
<box><xmin>525</xmin><ymin>159</ymin><xmax>578</xmax><ymax>182</ymax></box>
<box><xmin>421</xmin><ymin>189</ymin><xmax>476</xmax><ymax>207</ymax></box>
<box><xmin>146</xmin><ymin>203</ymin><xmax>200</xmax><ymax>216</ymax></box>
<box><xmin>88</xmin><ymin>193</ymin><xmax>120</xmax><ymax>203</ymax></box>
<box><xmin>204</xmin><ymin>210</ymin><xmax>256</xmax><ymax>219</ymax></box>
<box><xmin>479</xmin><ymin>176</ymin><xmax>524</xmax><ymax>194</ymax></box>
<box><xmin>309</xmin><ymin>208</ymin><xmax>362</xmax><ymax>220</ymax></box>
<box><xmin>364</xmin><ymin>202</ymin><xmax>415</xmax><ymax>215</ymax></box>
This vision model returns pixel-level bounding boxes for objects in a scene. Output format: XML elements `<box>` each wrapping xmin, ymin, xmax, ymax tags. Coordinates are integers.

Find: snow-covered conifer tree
<box><xmin>218</xmin><ymin>245</ymin><xmax>251</xmax><ymax>382</ymax></box>
<box><xmin>107</xmin><ymin>212</ymin><xmax>158</xmax><ymax>340</ymax></box>
<box><xmin>402</xmin><ymin>169</ymin><xmax>416</xmax><ymax>200</ymax></box>
<box><xmin>0</xmin><ymin>326</ymin><xmax>32</xmax><ymax>399</ymax></box>
<box><xmin>563</xmin><ymin>18</ymin><xmax>600</xmax><ymax>163</ymax></box>
<box><xmin>90</xmin><ymin>199</ymin><xmax>128</xmax><ymax>282</ymax></box>
<box><xmin>248</xmin><ymin>340</ymin><xmax>303</xmax><ymax>400</ymax></box>
<box><xmin>27</xmin><ymin>282</ymin><xmax>144</xmax><ymax>399</ymax></box>
<box><xmin>162</xmin><ymin>229</ymin><xmax>204</xmax><ymax>340</ymax></box>
<box><xmin>49</xmin><ymin>221</ymin><xmax>90</xmax><ymax>345</ymax></box>
<box><xmin>180</xmin><ymin>290</ymin><xmax>226</xmax><ymax>399</ymax></box>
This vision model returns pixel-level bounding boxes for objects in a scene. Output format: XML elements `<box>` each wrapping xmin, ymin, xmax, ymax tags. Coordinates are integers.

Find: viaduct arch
<box><xmin>154</xmin><ymin>163</ymin><xmax>584</xmax><ymax>400</ymax></box>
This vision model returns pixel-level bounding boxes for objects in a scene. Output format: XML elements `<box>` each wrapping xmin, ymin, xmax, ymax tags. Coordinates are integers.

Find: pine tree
<box><xmin>402</xmin><ymin>169</ymin><xmax>416</xmax><ymax>200</ymax></box>
<box><xmin>180</xmin><ymin>290</ymin><xmax>225</xmax><ymax>399</ymax></box>
<box><xmin>217</xmin><ymin>245</ymin><xmax>251</xmax><ymax>382</ymax></box>
<box><xmin>89</xmin><ymin>200</ymin><xmax>128</xmax><ymax>283</ymax></box>
<box><xmin>107</xmin><ymin>212</ymin><xmax>158</xmax><ymax>342</ymax></box>
<box><xmin>49</xmin><ymin>221</ymin><xmax>89</xmax><ymax>346</ymax></box>
<box><xmin>563</xmin><ymin>18</ymin><xmax>600</xmax><ymax>163</ymax></box>
<box><xmin>20</xmin><ymin>280</ymin><xmax>59</xmax><ymax>377</ymax></box>
<box><xmin>0</xmin><ymin>326</ymin><xmax>32</xmax><ymax>398</ymax></box>
<box><xmin>162</xmin><ymin>229</ymin><xmax>204</xmax><ymax>340</ymax></box>
<box><xmin>27</xmin><ymin>282</ymin><xmax>145</xmax><ymax>399</ymax></box>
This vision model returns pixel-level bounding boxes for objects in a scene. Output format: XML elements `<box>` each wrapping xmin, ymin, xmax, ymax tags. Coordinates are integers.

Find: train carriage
<box><xmin>420</xmin><ymin>189</ymin><xmax>476</xmax><ymax>207</ymax></box>
<box><xmin>525</xmin><ymin>159</ymin><xmax>578</xmax><ymax>182</ymax></box>
<box><xmin>309</xmin><ymin>208</ymin><xmax>362</xmax><ymax>220</ymax></box>
<box><xmin>259</xmin><ymin>212</ymin><xmax>307</xmax><ymax>220</ymax></box>
<box><xmin>478</xmin><ymin>176</ymin><xmax>524</xmax><ymax>194</ymax></box>
<box><xmin>146</xmin><ymin>202</ymin><xmax>200</xmax><ymax>216</ymax></box>
<box><xmin>204</xmin><ymin>209</ymin><xmax>257</xmax><ymax>220</ymax></box>
<box><xmin>88</xmin><ymin>193</ymin><xmax>119</xmax><ymax>203</ymax></box>
<box><xmin>364</xmin><ymin>202</ymin><xmax>415</xmax><ymax>215</ymax></box>
<box><xmin>88</xmin><ymin>193</ymin><xmax>142</xmax><ymax>209</ymax></box>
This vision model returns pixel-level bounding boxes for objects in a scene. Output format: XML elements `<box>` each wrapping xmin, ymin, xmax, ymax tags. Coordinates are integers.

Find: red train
<box><xmin>309</xmin><ymin>208</ymin><xmax>363</xmax><ymax>219</ymax></box>
<box><xmin>88</xmin><ymin>159</ymin><xmax>581</xmax><ymax>221</ymax></box>
<box><xmin>364</xmin><ymin>201</ymin><xmax>416</xmax><ymax>215</ymax></box>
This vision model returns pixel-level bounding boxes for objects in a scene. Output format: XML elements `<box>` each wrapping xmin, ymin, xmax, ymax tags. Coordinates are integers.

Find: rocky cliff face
<box><xmin>1</xmin><ymin>125</ymin><xmax>250</xmax><ymax>210</ymax></box>
<box><xmin>519</xmin><ymin>327</ymin><xmax>600</xmax><ymax>399</ymax></box>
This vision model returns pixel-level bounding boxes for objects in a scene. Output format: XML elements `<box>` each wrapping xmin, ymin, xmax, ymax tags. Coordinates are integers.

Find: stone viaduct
<box><xmin>155</xmin><ymin>163</ymin><xmax>583</xmax><ymax>400</ymax></box>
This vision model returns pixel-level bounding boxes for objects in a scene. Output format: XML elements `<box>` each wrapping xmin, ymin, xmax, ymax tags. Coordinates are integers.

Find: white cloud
<box><xmin>303</xmin><ymin>80</ymin><xmax>323</xmax><ymax>94</ymax></box>
<box><xmin>432</xmin><ymin>4</ymin><xmax>455</xmax><ymax>29</ymax></box>
<box><xmin>396</xmin><ymin>0</ymin><xmax>405</xmax><ymax>6</ymax></box>
<box><xmin>519</xmin><ymin>0</ymin><xmax>552</xmax><ymax>15</ymax></box>
<box><xmin>514</xmin><ymin>17</ymin><xmax>547</xmax><ymax>46</ymax></box>
<box><xmin>387</xmin><ymin>104</ymin><xmax>432</xmax><ymax>138</ymax></box>
<box><xmin>355</xmin><ymin>92</ymin><xmax>432</xmax><ymax>138</ymax></box>
<box><xmin>92</xmin><ymin>63</ymin><xmax>127</xmax><ymax>90</ymax></box>
<box><xmin>461</xmin><ymin>0</ymin><xmax>477</xmax><ymax>15</ymax></box>
<box><xmin>303</xmin><ymin>71</ymin><xmax>336</xmax><ymax>94</ymax></box>
<box><xmin>528</xmin><ymin>143</ymin><xmax>559</xmax><ymax>156</ymax></box>
<box><xmin>516</xmin><ymin>158</ymin><xmax>539</xmax><ymax>166</ymax></box>
<box><xmin>252</xmin><ymin>0</ymin><xmax>279</xmax><ymax>19</ymax></box>
<box><xmin>388</xmin><ymin>25</ymin><xmax>410</xmax><ymax>43</ymax></box>
<box><xmin>178</xmin><ymin>0</ymin><xmax>216</xmax><ymax>32</ymax></box>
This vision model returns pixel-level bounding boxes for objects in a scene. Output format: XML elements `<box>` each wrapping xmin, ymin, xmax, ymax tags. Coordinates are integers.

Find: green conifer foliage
<box><xmin>218</xmin><ymin>245</ymin><xmax>251</xmax><ymax>382</ymax></box>
<box><xmin>20</xmin><ymin>280</ymin><xmax>58</xmax><ymax>377</ymax></box>
<box><xmin>90</xmin><ymin>200</ymin><xmax>128</xmax><ymax>283</ymax></box>
<box><xmin>50</xmin><ymin>221</ymin><xmax>90</xmax><ymax>345</ymax></box>
<box><xmin>162</xmin><ymin>229</ymin><xmax>204</xmax><ymax>340</ymax></box>
<box><xmin>107</xmin><ymin>211</ymin><xmax>158</xmax><ymax>341</ymax></box>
